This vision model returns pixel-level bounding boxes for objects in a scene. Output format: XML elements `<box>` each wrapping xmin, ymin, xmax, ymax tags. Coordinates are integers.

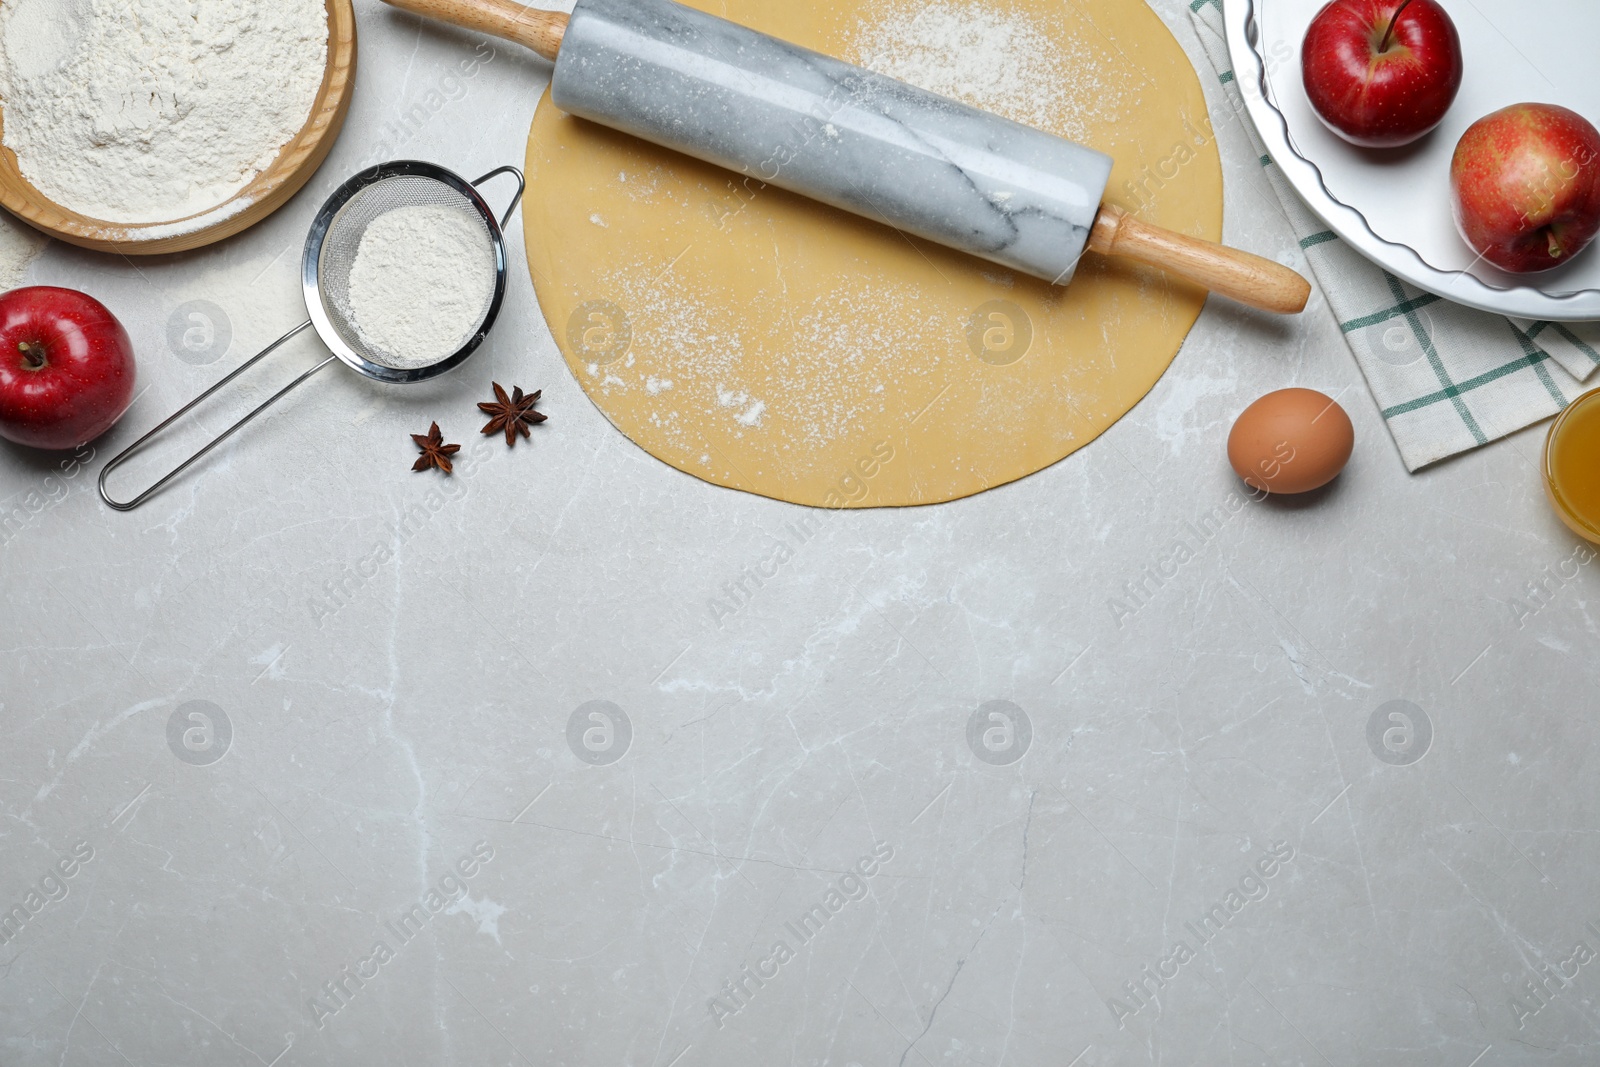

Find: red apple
<box><xmin>0</xmin><ymin>287</ymin><xmax>136</xmax><ymax>451</ymax></box>
<box><xmin>1302</xmin><ymin>0</ymin><xmax>1464</xmax><ymax>148</ymax></box>
<box><xmin>1451</xmin><ymin>104</ymin><xmax>1600</xmax><ymax>274</ymax></box>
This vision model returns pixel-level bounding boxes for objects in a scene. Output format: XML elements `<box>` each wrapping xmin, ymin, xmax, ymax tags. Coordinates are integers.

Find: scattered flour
<box><xmin>571</xmin><ymin>0</ymin><xmax>1121</xmax><ymax>471</ymax></box>
<box><xmin>0</xmin><ymin>213</ymin><xmax>46</xmax><ymax>291</ymax></box>
<box><xmin>851</xmin><ymin>0</ymin><xmax>1118</xmax><ymax>141</ymax></box>
<box><xmin>716</xmin><ymin>386</ymin><xmax>768</xmax><ymax>427</ymax></box>
<box><xmin>348</xmin><ymin>205</ymin><xmax>497</xmax><ymax>370</ymax></box>
<box><xmin>0</xmin><ymin>0</ymin><xmax>328</xmax><ymax>224</ymax></box>
<box><xmin>590</xmin><ymin>250</ymin><xmax>941</xmax><ymax>463</ymax></box>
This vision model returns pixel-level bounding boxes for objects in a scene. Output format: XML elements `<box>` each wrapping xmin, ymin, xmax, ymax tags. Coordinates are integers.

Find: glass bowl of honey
<box><xmin>1545</xmin><ymin>388</ymin><xmax>1600</xmax><ymax>544</ymax></box>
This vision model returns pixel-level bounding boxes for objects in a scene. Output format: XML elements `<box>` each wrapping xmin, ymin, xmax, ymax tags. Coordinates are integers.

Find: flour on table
<box><xmin>347</xmin><ymin>205</ymin><xmax>497</xmax><ymax>370</ymax></box>
<box><xmin>0</xmin><ymin>213</ymin><xmax>46</xmax><ymax>291</ymax></box>
<box><xmin>0</xmin><ymin>0</ymin><xmax>328</xmax><ymax>225</ymax></box>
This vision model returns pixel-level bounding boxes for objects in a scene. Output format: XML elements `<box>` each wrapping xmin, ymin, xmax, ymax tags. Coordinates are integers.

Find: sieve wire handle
<box><xmin>472</xmin><ymin>166</ymin><xmax>526</xmax><ymax>230</ymax></box>
<box><xmin>98</xmin><ymin>322</ymin><xmax>336</xmax><ymax>512</ymax></box>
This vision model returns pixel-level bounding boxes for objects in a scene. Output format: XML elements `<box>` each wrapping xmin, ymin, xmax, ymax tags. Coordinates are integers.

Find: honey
<box><xmin>1545</xmin><ymin>389</ymin><xmax>1600</xmax><ymax>543</ymax></box>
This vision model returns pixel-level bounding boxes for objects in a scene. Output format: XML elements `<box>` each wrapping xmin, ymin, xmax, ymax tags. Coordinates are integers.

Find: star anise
<box><xmin>478</xmin><ymin>382</ymin><xmax>547</xmax><ymax>447</ymax></box>
<box><xmin>411</xmin><ymin>422</ymin><xmax>461</xmax><ymax>474</ymax></box>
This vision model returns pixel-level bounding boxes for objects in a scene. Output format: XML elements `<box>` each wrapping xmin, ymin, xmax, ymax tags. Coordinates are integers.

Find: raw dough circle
<box><xmin>524</xmin><ymin>0</ymin><xmax>1222</xmax><ymax>507</ymax></box>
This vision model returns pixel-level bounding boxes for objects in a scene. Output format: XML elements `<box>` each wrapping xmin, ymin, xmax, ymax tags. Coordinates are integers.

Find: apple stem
<box><xmin>1378</xmin><ymin>0</ymin><xmax>1417</xmax><ymax>53</ymax></box>
<box><xmin>17</xmin><ymin>341</ymin><xmax>46</xmax><ymax>370</ymax></box>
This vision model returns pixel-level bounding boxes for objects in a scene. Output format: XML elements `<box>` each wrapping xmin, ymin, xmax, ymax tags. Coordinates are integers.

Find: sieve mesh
<box><xmin>316</xmin><ymin>175</ymin><xmax>499</xmax><ymax>371</ymax></box>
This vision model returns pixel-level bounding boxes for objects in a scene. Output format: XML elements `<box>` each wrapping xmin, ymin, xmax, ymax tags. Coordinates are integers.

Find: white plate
<box><xmin>1223</xmin><ymin>0</ymin><xmax>1600</xmax><ymax>321</ymax></box>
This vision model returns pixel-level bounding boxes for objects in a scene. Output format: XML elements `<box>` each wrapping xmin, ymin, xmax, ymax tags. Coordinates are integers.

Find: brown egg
<box><xmin>1227</xmin><ymin>388</ymin><xmax>1354</xmax><ymax>495</ymax></box>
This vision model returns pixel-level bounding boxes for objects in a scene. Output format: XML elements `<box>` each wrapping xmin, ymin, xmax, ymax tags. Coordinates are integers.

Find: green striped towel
<box><xmin>1189</xmin><ymin>0</ymin><xmax>1599</xmax><ymax>471</ymax></box>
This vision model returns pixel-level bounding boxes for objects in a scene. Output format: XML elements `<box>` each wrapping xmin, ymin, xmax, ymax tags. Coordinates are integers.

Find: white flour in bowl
<box><xmin>0</xmin><ymin>0</ymin><xmax>328</xmax><ymax>225</ymax></box>
<box><xmin>347</xmin><ymin>205</ymin><xmax>498</xmax><ymax>370</ymax></box>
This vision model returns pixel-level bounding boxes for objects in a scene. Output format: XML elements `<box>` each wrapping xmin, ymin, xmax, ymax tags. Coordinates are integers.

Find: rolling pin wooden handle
<box><xmin>1088</xmin><ymin>204</ymin><xmax>1312</xmax><ymax>315</ymax></box>
<box><xmin>380</xmin><ymin>0</ymin><xmax>568</xmax><ymax>61</ymax></box>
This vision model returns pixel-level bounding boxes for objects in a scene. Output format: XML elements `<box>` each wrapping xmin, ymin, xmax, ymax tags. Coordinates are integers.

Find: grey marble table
<box><xmin>2</xmin><ymin>1</ymin><xmax>1595</xmax><ymax>1065</ymax></box>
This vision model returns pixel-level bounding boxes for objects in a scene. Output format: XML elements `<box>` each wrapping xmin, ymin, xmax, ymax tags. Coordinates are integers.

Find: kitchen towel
<box><xmin>1188</xmin><ymin>0</ymin><xmax>1600</xmax><ymax>471</ymax></box>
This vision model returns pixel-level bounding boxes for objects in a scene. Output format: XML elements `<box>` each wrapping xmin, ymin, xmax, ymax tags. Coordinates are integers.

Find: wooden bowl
<box><xmin>0</xmin><ymin>0</ymin><xmax>357</xmax><ymax>255</ymax></box>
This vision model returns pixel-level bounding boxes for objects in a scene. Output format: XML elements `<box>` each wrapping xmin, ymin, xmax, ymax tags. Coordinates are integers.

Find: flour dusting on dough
<box><xmin>572</xmin><ymin>0</ymin><xmax>1132</xmax><ymax>473</ymax></box>
<box><xmin>590</xmin><ymin>256</ymin><xmax>950</xmax><ymax>466</ymax></box>
<box><xmin>851</xmin><ymin>0</ymin><xmax>1127</xmax><ymax>142</ymax></box>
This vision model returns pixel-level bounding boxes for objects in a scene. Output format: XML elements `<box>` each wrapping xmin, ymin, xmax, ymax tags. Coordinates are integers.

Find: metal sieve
<box><xmin>99</xmin><ymin>161</ymin><xmax>524</xmax><ymax>511</ymax></box>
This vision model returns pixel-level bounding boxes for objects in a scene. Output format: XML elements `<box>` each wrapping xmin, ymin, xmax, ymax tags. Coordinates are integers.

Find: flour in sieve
<box><xmin>0</xmin><ymin>0</ymin><xmax>328</xmax><ymax>226</ymax></box>
<box><xmin>347</xmin><ymin>205</ymin><xmax>497</xmax><ymax>369</ymax></box>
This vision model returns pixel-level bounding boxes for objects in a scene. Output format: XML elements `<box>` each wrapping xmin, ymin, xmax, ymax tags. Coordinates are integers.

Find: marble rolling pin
<box><xmin>382</xmin><ymin>0</ymin><xmax>1312</xmax><ymax>314</ymax></box>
